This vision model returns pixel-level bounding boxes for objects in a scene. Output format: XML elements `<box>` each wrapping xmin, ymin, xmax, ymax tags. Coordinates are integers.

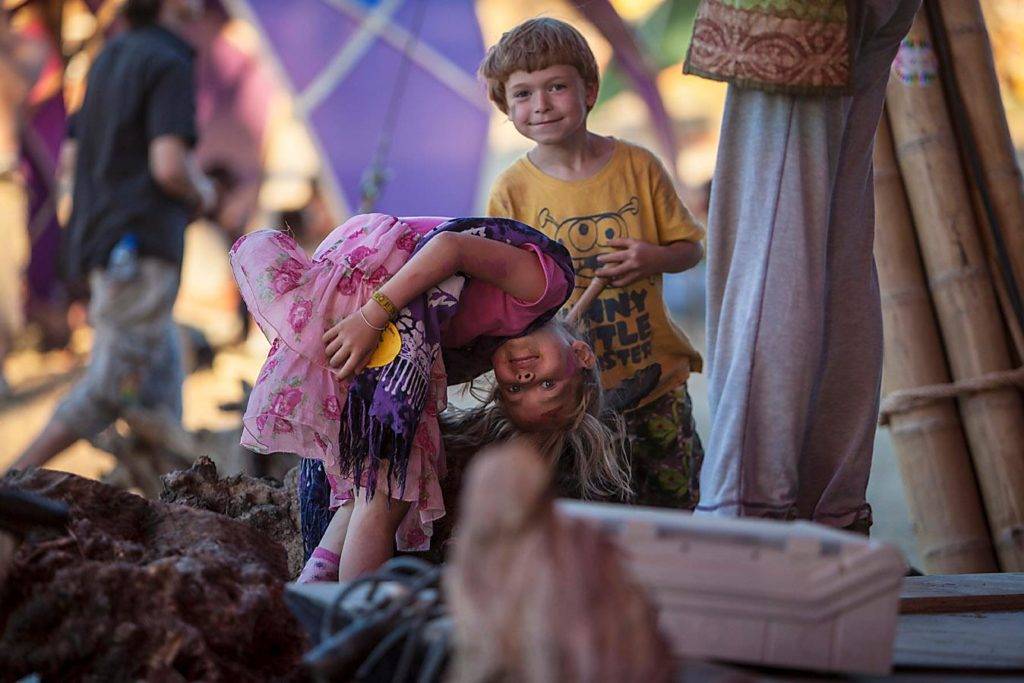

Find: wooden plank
<box><xmin>900</xmin><ymin>573</ymin><xmax>1024</xmax><ymax>614</ymax></box>
<box><xmin>894</xmin><ymin>611</ymin><xmax>1024</xmax><ymax>670</ymax></box>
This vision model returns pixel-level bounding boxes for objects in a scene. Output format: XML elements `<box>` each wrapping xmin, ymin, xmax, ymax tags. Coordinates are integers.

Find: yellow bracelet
<box><xmin>370</xmin><ymin>291</ymin><xmax>398</xmax><ymax>319</ymax></box>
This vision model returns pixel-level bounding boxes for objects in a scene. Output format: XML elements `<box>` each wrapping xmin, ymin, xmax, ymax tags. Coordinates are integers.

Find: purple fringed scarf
<box><xmin>338</xmin><ymin>217</ymin><xmax>574</xmax><ymax>499</ymax></box>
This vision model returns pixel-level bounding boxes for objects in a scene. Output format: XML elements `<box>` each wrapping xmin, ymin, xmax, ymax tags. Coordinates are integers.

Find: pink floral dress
<box><xmin>230</xmin><ymin>214</ymin><xmax>449</xmax><ymax>550</ymax></box>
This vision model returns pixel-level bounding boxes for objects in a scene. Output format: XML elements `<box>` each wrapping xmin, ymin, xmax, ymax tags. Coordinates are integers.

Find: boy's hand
<box><xmin>595</xmin><ymin>238</ymin><xmax>662</xmax><ymax>287</ymax></box>
<box><xmin>323</xmin><ymin>304</ymin><xmax>388</xmax><ymax>382</ymax></box>
<box><xmin>596</xmin><ymin>238</ymin><xmax>703</xmax><ymax>287</ymax></box>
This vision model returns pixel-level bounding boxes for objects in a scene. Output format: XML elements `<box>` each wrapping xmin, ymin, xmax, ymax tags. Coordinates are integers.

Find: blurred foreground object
<box><xmin>445</xmin><ymin>441</ymin><xmax>671</xmax><ymax>683</ymax></box>
<box><xmin>284</xmin><ymin>440</ymin><xmax>671</xmax><ymax>683</ymax></box>
<box><xmin>287</xmin><ymin>557</ymin><xmax>449</xmax><ymax>682</ymax></box>
<box><xmin>561</xmin><ymin>501</ymin><xmax>906</xmax><ymax>675</ymax></box>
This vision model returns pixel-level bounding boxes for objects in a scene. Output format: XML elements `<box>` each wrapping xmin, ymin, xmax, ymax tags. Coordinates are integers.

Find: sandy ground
<box><xmin>0</xmin><ymin>339</ymin><xmax>266</xmax><ymax>480</ymax></box>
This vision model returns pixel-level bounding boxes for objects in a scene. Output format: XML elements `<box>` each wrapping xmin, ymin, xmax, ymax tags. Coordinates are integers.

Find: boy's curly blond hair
<box><xmin>478</xmin><ymin>17</ymin><xmax>600</xmax><ymax>115</ymax></box>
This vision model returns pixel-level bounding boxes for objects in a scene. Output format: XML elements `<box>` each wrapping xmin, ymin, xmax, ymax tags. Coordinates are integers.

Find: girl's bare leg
<box><xmin>296</xmin><ymin>502</ymin><xmax>354</xmax><ymax>583</ymax></box>
<box><xmin>337</xmin><ymin>492</ymin><xmax>411</xmax><ymax>581</ymax></box>
<box><xmin>320</xmin><ymin>501</ymin><xmax>354</xmax><ymax>555</ymax></box>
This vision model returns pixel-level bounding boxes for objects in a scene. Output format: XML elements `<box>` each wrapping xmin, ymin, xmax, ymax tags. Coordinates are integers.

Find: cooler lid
<box><xmin>557</xmin><ymin>500</ymin><xmax>906</xmax><ymax>618</ymax></box>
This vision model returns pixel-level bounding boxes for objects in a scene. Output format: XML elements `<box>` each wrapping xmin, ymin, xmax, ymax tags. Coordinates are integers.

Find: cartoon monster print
<box><xmin>538</xmin><ymin>197</ymin><xmax>641</xmax><ymax>291</ymax></box>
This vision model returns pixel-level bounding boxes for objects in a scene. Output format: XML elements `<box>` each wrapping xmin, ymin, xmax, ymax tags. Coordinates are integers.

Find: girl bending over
<box><xmin>230</xmin><ymin>215</ymin><xmax>629</xmax><ymax>581</ymax></box>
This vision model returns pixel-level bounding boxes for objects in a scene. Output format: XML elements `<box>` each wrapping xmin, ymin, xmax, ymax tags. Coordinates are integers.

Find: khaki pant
<box><xmin>55</xmin><ymin>258</ymin><xmax>183</xmax><ymax>438</ymax></box>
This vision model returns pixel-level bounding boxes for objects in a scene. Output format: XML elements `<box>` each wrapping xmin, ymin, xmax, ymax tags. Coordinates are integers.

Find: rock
<box><xmin>160</xmin><ymin>456</ymin><xmax>303</xmax><ymax>581</ymax></box>
<box><xmin>0</xmin><ymin>468</ymin><xmax>306</xmax><ymax>681</ymax></box>
<box><xmin>160</xmin><ymin>457</ymin><xmax>304</xmax><ymax>580</ymax></box>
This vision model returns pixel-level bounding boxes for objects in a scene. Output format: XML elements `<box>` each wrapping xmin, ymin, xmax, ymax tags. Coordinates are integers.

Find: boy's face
<box><xmin>504</xmin><ymin>64</ymin><xmax>597</xmax><ymax>146</ymax></box>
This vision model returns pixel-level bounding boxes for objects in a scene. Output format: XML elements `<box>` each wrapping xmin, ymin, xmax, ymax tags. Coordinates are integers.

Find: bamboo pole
<box><xmin>873</xmin><ymin>112</ymin><xmax>997</xmax><ymax>573</ymax></box>
<box><xmin>885</xmin><ymin>9</ymin><xmax>1024</xmax><ymax>571</ymax></box>
<box><xmin>931</xmin><ymin>0</ymin><xmax>1024</xmax><ymax>360</ymax></box>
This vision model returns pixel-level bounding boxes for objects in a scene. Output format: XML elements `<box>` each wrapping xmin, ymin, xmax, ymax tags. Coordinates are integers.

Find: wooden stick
<box><xmin>886</xmin><ymin>9</ymin><xmax>1024</xmax><ymax>571</ymax></box>
<box><xmin>873</xmin><ymin>111</ymin><xmax>997</xmax><ymax>574</ymax></box>
<box><xmin>567</xmin><ymin>277</ymin><xmax>608</xmax><ymax>325</ymax></box>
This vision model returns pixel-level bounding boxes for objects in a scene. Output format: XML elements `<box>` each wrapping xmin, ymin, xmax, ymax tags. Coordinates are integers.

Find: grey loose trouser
<box><xmin>55</xmin><ymin>258</ymin><xmax>184</xmax><ymax>438</ymax></box>
<box><xmin>699</xmin><ymin>0</ymin><xmax>921</xmax><ymax>526</ymax></box>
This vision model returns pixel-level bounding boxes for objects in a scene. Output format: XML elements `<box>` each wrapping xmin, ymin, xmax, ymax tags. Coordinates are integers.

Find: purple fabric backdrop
<box><xmin>24</xmin><ymin>95</ymin><xmax>64</xmax><ymax>301</ymax></box>
<box><xmin>229</xmin><ymin>0</ymin><xmax>489</xmax><ymax>217</ymax></box>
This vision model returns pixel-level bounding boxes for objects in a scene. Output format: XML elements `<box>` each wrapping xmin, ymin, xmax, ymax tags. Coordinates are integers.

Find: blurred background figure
<box><xmin>0</xmin><ymin>10</ymin><xmax>48</xmax><ymax>398</ymax></box>
<box><xmin>9</xmin><ymin>0</ymin><xmax>215</xmax><ymax>472</ymax></box>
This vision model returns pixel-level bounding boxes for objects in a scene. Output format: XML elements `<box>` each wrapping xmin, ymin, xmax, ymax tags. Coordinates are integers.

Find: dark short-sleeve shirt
<box><xmin>64</xmin><ymin>25</ymin><xmax>197</xmax><ymax>281</ymax></box>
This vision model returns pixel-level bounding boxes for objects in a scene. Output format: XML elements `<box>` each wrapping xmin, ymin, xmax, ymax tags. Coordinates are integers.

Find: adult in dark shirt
<box><xmin>11</xmin><ymin>0</ymin><xmax>215</xmax><ymax>472</ymax></box>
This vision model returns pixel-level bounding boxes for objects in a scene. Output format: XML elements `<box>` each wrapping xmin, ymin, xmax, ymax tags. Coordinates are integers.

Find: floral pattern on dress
<box><xmin>269</xmin><ymin>256</ymin><xmax>304</xmax><ymax>296</ymax></box>
<box><xmin>337</xmin><ymin>272</ymin><xmax>358</xmax><ymax>295</ymax></box>
<box><xmin>270</xmin><ymin>386</ymin><xmax>303</xmax><ymax>417</ymax></box>
<box><xmin>322</xmin><ymin>395</ymin><xmax>340</xmax><ymax>421</ymax></box>
<box><xmin>288</xmin><ymin>299</ymin><xmax>314</xmax><ymax>334</ymax></box>
<box><xmin>396</xmin><ymin>229</ymin><xmax>419</xmax><ymax>252</ymax></box>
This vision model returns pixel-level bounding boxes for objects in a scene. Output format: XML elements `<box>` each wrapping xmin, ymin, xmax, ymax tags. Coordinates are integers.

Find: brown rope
<box><xmin>879</xmin><ymin>366</ymin><xmax>1024</xmax><ymax>426</ymax></box>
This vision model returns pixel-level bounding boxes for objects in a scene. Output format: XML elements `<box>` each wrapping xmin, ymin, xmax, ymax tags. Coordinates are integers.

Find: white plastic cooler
<box><xmin>556</xmin><ymin>501</ymin><xmax>906</xmax><ymax>675</ymax></box>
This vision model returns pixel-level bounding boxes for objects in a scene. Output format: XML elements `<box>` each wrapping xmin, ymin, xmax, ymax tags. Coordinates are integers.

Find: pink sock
<box><xmin>297</xmin><ymin>547</ymin><xmax>341</xmax><ymax>584</ymax></box>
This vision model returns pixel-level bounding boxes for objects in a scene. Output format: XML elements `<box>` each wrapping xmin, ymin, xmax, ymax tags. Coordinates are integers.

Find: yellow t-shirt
<box><xmin>487</xmin><ymin>139</ymin><xmax>705</xmax><ymax>408</ymax></box>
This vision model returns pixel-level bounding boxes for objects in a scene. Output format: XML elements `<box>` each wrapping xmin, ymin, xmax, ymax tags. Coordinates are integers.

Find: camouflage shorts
<box><xmin>623</xmin><ymin>384</ymin><xmax>703</xmax><ymax>510</ymax></box>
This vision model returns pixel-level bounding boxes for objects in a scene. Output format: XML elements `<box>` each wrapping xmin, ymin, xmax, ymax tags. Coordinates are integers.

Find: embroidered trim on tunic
<box><xmin>683</xmin><ymin>0</ymin><xmax>852</xmax><ymax>95</ymax></box>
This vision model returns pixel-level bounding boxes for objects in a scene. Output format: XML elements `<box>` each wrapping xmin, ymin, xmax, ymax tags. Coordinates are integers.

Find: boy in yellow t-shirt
<box><xmin>480</xmin><ymin>17</ymin><xmax>705</xmax><ymax>509</ymax></box>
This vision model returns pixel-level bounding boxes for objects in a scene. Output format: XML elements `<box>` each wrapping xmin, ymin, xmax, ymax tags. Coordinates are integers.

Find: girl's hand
<box><xmin>323</xmin><ymin>304</ymin><xmax>388</xmax><ymax>381</ymax></box>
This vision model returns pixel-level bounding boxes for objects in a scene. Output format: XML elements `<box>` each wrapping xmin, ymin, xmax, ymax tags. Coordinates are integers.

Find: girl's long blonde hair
<box><xmin>442</xmin><ymin>319</ymin><xmax>632</xmax><ymax>500</ymax></box>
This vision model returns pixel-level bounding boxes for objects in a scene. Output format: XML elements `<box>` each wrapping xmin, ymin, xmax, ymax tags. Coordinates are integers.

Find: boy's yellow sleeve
<box><xmin>485</xmin><ymin>180</ymin><xmax>513</xmax><ymax>218</ymax></box>
<box><xmin>650</xmin><ymin>155</ymin><xmax>705</xmax><ymax>245</ymax></box>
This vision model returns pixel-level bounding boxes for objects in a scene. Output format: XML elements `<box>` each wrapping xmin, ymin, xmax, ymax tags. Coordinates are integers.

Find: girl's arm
<box><xmin>324</xmin><ymin>232</ymin><xmax>548</xmax><ymax>379</ymax></box>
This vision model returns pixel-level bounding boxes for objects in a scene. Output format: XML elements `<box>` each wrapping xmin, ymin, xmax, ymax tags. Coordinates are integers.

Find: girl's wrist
<box><xmin>370</xmin><ymin>290</ymin><xmax>399</xmax><ymax>319</ymax></box>
<box><xmin>360</xmin><ymin>301</ymin><xmax>389</xmax><ymax>329</ymax></box>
